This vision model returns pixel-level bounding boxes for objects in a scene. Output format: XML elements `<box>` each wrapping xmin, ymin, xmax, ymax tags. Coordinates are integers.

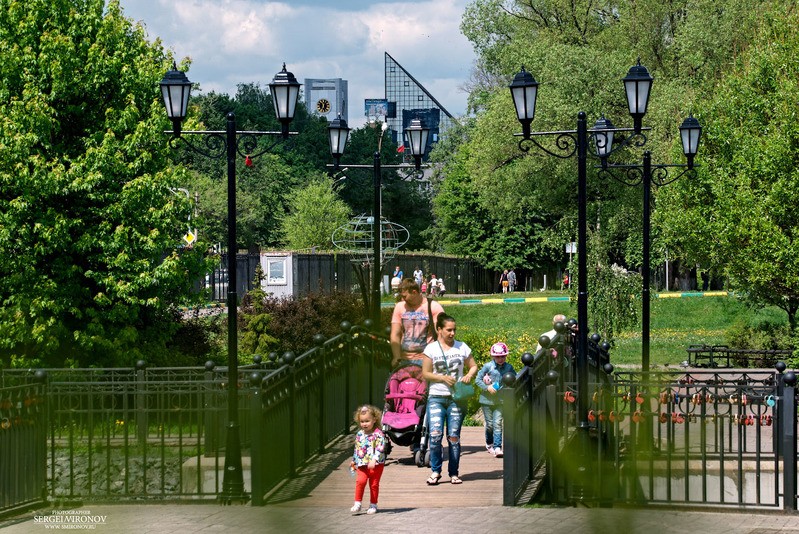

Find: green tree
<box><xmin>280</xmin><ymin>175</ymin><xmax>351</xmax><ymax>250</ymax></box>
<box><xmin>430</xmin><ymin>117</ymin><xmax>569</xmax><ymax>270</ymax></box>
<box><xmin>657</xmin><ymin>7</ymin><xmax>799</xmax><ymax>330</ymax></box>
<box><xmin>186</xmin><ymin>153</ymin><xmax>297</xmax><ymax>250</ymax></box>
<box><xmin>572</xmin><ymin>233</ymin><xmax>642</xmax><ymax>343</ymax></box>
<box><xmin>0</xmin><ymin>0</ymin><xmax>208</xmax><ymax>367</ymax></box>
<box><xmin>453</xmin><ymin>1</ymin><xmax>656</xmax><ymax>273</ymax></box>
<box><xmin>448</xmin><ymin>0</ymin><xmax>773</xmax><ymax>275</ymax></box>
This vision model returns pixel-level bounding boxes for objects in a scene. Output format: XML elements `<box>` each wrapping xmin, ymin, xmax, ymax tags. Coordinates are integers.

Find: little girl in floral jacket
<box><xmin>349</xmin><ymin>405</ymin><xmax>387</xmax><ymax>514</ymax></box>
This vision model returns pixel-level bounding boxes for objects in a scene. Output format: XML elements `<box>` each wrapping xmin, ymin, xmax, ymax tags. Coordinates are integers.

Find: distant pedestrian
<box><xmin>535</xmin><ymin>313</ymin><xmax>568</xmax><ymax>352</ymax></box>
<box><xmin>476</xmin><ymin>342</ymin><xmax>516</xmax><ymax>458</ymax></box>
<box><xmin>349</xmin><ymin>405</ymin><xmax>387</xmax><ymax>515</ymax></box>
<box><xmin>507</xmin><ymin>269</ymin><xmax>517</xmax><ymax>292</ymax></box>
<box><xmin>413</xmin><ymin>267</ymin><xmax>424</xmax><ymax>287</ymax></box>
<box><xmin>437</xmin><ymin>278</ymin><xmax>446</xmax><ymax>298</ymax></box>
<box><xmin>391</xmin><ymin>266</ymin><xmax>403</xmax><ymax>295</ymax></box>
<box><xmin>500</xmin><ymin>269</ymin><xmax>509</xmax><ymax>293</ymax></box>
<box><xmin>429</xmin><ymin>273</ymin><xmax>439</xmax><ymax>296</ymax></box>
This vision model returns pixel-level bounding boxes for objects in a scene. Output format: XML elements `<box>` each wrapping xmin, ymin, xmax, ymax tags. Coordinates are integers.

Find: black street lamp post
<box><xmin>595</xmin><ymin>115</ymin><xmax>702</xmax><ymax>375</ymax></box>
<box><xmin>509</xmin><ymin>60</ymin><xmax>654</xmax><ymax>436</ymax></box>
<box><xmin>510</xmin><ymin>60</ymin><xmax>701</xmax><ymax>462</ymax></box>
<box><xmin>160</xmin><ymin>62</ymin><xmax>300</xmax><ymax>503</ymax></box>
<box><xmin>328</xmin><ymin>116</ymin><xmax>429</xmax><ymax>327</ymax></box>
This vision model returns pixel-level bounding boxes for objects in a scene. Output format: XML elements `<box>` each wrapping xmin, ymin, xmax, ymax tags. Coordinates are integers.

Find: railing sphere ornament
<box><xmin>784</xmin><ymin>371</ymin><xmax>797</xmax><ymax>387</ymax></box>
<box><xmin>521</xmin><ymin>352</ymin><xmax>536</xmax><ymax>367</ymax></box>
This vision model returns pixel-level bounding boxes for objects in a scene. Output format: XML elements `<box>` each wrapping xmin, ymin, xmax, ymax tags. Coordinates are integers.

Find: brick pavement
<box><xmin>2</xmin><ymin>503</ymin><xmax>798</xmax><ymax>533</ymax></box>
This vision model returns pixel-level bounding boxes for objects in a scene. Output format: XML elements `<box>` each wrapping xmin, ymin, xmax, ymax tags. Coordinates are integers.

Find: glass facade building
<box><xmin>384</xmin><ymin>52</ymin><xmax>455</xmax><ymax>154</ymax></box>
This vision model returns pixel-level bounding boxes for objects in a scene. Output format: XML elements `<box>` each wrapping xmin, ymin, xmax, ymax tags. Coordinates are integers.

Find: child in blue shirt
<box><xmin>475</xmin><ymin>342</ymin><xmax>516</xmax><ymax>457</ymax></box>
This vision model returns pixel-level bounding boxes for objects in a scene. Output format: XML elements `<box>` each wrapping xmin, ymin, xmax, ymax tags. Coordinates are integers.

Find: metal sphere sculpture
<box><xmin>332</xmin><ymin>214</ymin><xmax>409</xmax><ymax>267</ymax></box>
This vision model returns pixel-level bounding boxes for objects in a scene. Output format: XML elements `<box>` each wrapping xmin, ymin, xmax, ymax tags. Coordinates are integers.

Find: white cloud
<box><xmin>121</xmin><ymin>0</ymin><xmax>475</xmax><ymax>128</ymax></box>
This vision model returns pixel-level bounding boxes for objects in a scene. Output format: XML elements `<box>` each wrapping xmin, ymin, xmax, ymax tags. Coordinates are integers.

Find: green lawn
<box><xmin>438</xmin><ymin>292</ymin><xmax>755</xmax><ymax>369</ymax></box>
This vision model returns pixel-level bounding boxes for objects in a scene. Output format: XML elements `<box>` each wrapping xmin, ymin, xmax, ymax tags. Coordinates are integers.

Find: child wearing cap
<box><xmin>475</xmin><ymin>342</ymin><xmax>517</xmax><ymax>457</ymax></box>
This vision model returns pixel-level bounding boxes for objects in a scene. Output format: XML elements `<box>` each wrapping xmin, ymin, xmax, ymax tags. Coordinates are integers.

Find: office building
<box><xmin>304</xmin><ymin>78</ymin><xmax>348</xmax><ymax>123</ymax></box>
<box><xmin>384</xmin><ymin>52</ymin><xmax>455</xmax><ymax>154</ymax></box>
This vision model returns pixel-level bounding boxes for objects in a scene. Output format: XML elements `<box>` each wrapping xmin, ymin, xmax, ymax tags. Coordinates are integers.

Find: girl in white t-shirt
<box><xmin>421</xmin><ymin>314</ymin><xmax>476</xmax><ymax>485</ymax></box>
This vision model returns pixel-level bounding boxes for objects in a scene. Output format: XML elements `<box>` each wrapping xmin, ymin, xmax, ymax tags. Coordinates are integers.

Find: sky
<box><xmin>119</xmin><ymin>0</ymin><xmax>477</xmax><ymax>128</ymax></box>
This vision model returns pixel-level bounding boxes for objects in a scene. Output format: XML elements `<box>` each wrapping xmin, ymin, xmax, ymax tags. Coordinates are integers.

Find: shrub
<box><xmin>239</xmin><ymin>290</ymin><xmax>366</xmax><ymax>357</ymax></box>
<box><xmin>569</xmin><ymin>235</ymin><xmax>641</xmax><ymax>345</ymax></box>
<box><xmin>165</xmin><ymin>312</ymin><xmax>227</xmax><ymax>366</ymax></box>
<box><xmin>725</xmin><ymin>306</ymin><xmax>795</xmax><ymax>367</ymax></box>
<box><xmin>725</xmin><ymin>307</ymin><xmax>792</xmax><ymax>350</ymax></box>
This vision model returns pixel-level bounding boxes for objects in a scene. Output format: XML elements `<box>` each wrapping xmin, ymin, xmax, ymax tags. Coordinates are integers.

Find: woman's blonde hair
<box><xmin>353</xmin><ymin>404</ymin><xmax>382</xmax><ymax>427</ymax></box>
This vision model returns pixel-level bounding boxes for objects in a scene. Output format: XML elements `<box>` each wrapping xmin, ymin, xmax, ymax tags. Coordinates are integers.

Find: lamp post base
<box><xmin>219</xmin><ymin>422</ymin><xmax>249</xmax><ymax>504</ymax></box>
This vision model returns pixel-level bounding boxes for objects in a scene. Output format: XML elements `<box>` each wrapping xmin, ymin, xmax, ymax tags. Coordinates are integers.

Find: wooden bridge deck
<box><xmin>267</xmin><ymin>427</ymin><xmax>504</xmax><ymax>509</ymax></box>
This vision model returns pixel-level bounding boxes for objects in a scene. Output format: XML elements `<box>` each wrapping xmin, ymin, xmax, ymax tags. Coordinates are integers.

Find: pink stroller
<box><xmin>381</xmin><ymin>362</ymin><xmax>430</xmax><ymax>467</ymax></box>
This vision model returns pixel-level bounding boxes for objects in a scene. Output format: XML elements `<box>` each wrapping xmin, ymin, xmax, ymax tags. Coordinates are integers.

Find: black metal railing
<box><xmin>38</xmin><ymin>365</ymin><xmax>224</xmax><ymax>502</ymax></box>
<box><xmin>5</xmin><ymin>325</ymin><xmax>794</xmax><ymax>513</ymax></box>
<box><xmin>501</xmin><ymin>352</ymin><xmax>558</xmax><ymax>505</ymax></box>
<box><xmin>0</xmin><ymin>322</ymin><xmax>389</xmax><ymax>513</ymax></box>
<box><xmin>597</xmin><ymin>368</ymin><xmax>797</xmax><ymax>509</ymax></box>
<box><xmin>519</xmin><ymin>356</ymin><xmax>799</xmax><ymax>511</ymax></box>
<box><xmin>501</xmin><ymin>324</ymin><xmax>798</xmax><ymax>512</ymax></box>
<box><xmin>0</xmin><ymin>377</ymin><xmax>47</xmax><ymax>515</ymax></box>
<box><xmin>249</xmin><ymin>327</ymin><xmax>391</xmax><ymax>504</ymax></box>
<box><xmin>687</xmin><ymin>345</ymin><xmax>794</xmax><ymax>369</ymax></box>
<box><xmin>502</xmin><ymin>323</ymin><xmax>588</xmax><ymax>505</ymax></box>
<box><xmin>542</xmin><ymin>332</ymin><xmax>614</xmax><ymax>504</ymax></box>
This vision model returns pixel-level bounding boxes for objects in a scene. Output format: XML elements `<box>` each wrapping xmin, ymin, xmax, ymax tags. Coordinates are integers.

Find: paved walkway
<box><xmin>2</xmin><ymin>426</ymin><xmax>798</xmax><ymax>533</ymax></box>
<box><xmin>2</xmin><ymin>501</ymin><xmax>797</xmax><ymax>533</ymax></box>
<box><xmin>267</xmin><ymin>427</ymin><xmax>504</xmax><ymax>508</ymax></box>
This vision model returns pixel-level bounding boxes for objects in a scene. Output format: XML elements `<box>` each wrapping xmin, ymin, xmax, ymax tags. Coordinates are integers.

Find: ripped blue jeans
<box><xmin>481</xmin><ymin>404</ymin><xmax>504</xmax><ymax>449</ymax></box>
<box><xmin>426</xmin><ymin>396</ymin><xmax>464</xmax><ymax>476</ymax></box>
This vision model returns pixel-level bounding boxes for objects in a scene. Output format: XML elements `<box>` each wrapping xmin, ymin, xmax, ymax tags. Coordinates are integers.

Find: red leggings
<box><xmin>354</xmin><ymin>464</ymin><xmax>385</xmax><ymax>504</ymax></box>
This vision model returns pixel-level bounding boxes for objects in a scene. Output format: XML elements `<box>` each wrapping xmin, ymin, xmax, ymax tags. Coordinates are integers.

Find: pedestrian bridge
<box><xmin>264</xmin><ymin>427</ymin><xmax>502</xmax><ymax>509</ymax></box>
<box><xmin>1</xmin><ymin>323</ymin><xmax>797</xmax><ymax>516</ymax></box>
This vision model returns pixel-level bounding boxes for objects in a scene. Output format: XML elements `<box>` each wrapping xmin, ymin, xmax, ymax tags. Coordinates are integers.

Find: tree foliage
<box><xmin>428</xmin><ymin>0</ymin><xmax>799</xmax><ymax>342</ymax></box>
<box><xmin>657</xmin><ymin>6</ymin><xmax>799</xmax><ymax>329</ymax></box>
<box><xmin>444</xmin><ymin>0</ymin><xmax>777</xmax><ymax>290</ymax></box>
<box><xmin>280</xmin><ymin>175</ymin><xmax>351</xmax><ymax>250</ymax></box>
<box><xmin>574</xmin><ymin>233</ymin><xmax>642</xmax><ymax>342</ymax></box>
<box><xmin>449</xmin><ymin>0</ymin><xmax>670</xmax><ymax>273</ymax></box>
<box><xmin>0</xmin><ymin>0</ymin><xmax>210</xmax><ymax>367</ymax></box>
<box><xmin>183</xmin><ymin>87</ymin><xmax>434</xmax><ymax>252</ymax></box>
<box><xmin>180</xmin><ymin>84</ymin><xmax>331</xmax><ymax>250</ymax></box>
<box><xmin>238</xmin><ymin>289</ymin><xmax>366</xmax><ymax>358</ymax></box>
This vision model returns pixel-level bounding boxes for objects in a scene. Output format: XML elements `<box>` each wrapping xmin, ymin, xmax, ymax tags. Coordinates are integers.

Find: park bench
<box><xmin>686</xmin><ymin>344</ymin><xmax>792</xmax><ymax>368</ymax></box>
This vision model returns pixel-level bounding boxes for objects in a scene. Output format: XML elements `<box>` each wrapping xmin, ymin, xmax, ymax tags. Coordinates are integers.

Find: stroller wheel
<box><xmin>414</xmin><ymin>449</ymin><xmax>424</xmax><ymax>467</ymax></box>
<box><xmin>424</xmin><ymin>449</ymin><xmax>431</xmax><ymax>467</ymax></box>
